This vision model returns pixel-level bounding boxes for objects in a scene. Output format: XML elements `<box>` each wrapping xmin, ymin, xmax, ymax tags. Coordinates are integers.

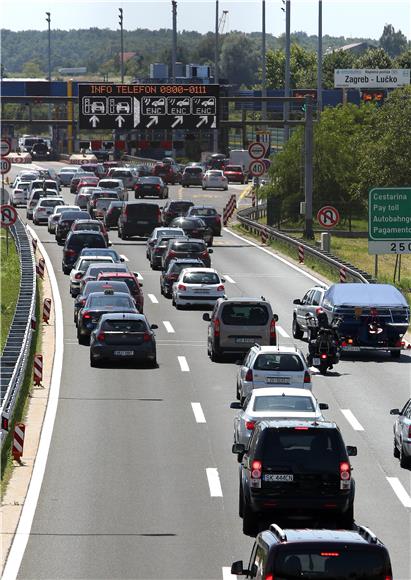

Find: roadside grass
<box><xmin>271</xmin><ymin>217</ymin><xmax>369</xmax><ymax>232</ymax></box>
<box><xmin>1</xmin><ymin>232</ymin><xmax>21</xmax><ymax>353</ymax></box>
<box><xmin>0</xmin><ymin>280</ymin><xmax>42</xmax><ymax>494</ymax></box>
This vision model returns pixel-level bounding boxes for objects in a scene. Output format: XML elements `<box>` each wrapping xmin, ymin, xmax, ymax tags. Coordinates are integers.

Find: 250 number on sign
<box><xmin>390</xmin><ymin>242</ymin><xmax>411</xmax><ymax>253</ymax></box>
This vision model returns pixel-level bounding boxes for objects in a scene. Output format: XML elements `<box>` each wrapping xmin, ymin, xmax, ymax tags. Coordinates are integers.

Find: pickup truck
<box><xmin>293</xmin><ymin>283</ymin><xmax>409</xmax><ymax>358</ymax></box>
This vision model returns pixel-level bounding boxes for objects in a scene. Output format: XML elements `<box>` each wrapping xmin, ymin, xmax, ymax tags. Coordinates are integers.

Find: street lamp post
<box><xmin>46</xmin><ymin>12</ymin><xmax>51</xmax><ymax>82</ymax></box>
<box><xmin>213</xmin><ymin>0</ymin><xmax>219</xmax><ymax>153</ymax></box>
<box><xmin>317</xmin><ymin>0</ymin><xmax>323</xmax><ymax>117</ymax></box>
<box><xmin>171</xmin><ymin>1</ymin><xmax>177</xmax><ymax>81</ymax></box>
<box><xmin>119</xmin><ymin>8</ymin><xmax>124</xmax><ymax>83</ymax></box>
<box><xmin>262</xmin><ymin>0</ymin><xmax>267</xmax><ymax>121</ymax></box>
<box><xmin>283</xmin><ymin>0</ymin><xmax>291</xmax><ymax>142</ymax></box>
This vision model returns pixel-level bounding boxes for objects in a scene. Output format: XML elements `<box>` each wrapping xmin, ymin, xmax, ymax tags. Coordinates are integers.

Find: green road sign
<box><xmin>368</xmin><ymin>187</ymin><xmax>411</xmax><ymax>254</ymax></box>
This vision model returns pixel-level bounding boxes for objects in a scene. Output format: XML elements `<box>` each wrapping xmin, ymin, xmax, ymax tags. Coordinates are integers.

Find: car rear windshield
<box><xmin>170</xmin><ymin>262</ymin><xmax>202</xmax><ymax>274</ymax></box>
<box><xmin>84</xmin><ymin>282</ymin><xmax>129</xmax><ymax>296</ymax></box>
<box><xmin>172</xmin><ymin>241</ymin><xmax>205</xmax><ymax>252</ymax></box>
<box><xmin>184</xmin><ymin>167</ymin><xmax>202</xmax><ymax>175</ymax></box>
<box><xmin>40</xmin><ymin>199</ymin><xmax>62</xmax><ymax>207</ymax></box>
<box><xmin>225</xmin><ymin>166</ymin><xmax>242</xmax><ymax>172</ymax></box>
<box><xmin>191</xmin><ymin>208</ymin><xmax>217</xmax><ymax>216</ymax></box>
<box><xmin>96</xmin><ymin>198</ymin><xmax>114</xmax><ymax>208</ymax></box>
<box><xmin>126</xmin><ymin>203</ymin><xmax>159</xmax><ymax>217</ymax></box>
<box><xmin>183</xmin><ymin>218</ymin><xmax>204</xmax><ymax>227</ymax></box>
<box><xmin>261</xmin><ymin>428</ymin><xmax>342</xmax><ymax>467</ymax></box>
<box><xmin>253</xmin><ymin>395</ymin><xmax>315</xmax><ymax>413</ymax></box>
<box><xmin>208</xmin><ymin>171</ymin><xmax>223</xmax><ymax>176</ymax></box>
<box><xmin>273</xmin><ymin>546</ymin><xmax>387</xmax><ymax>579</ymax></box>
<box><xmin>100</xmin><ymin>181</ymin><xmax>121</xmax><ymax>188</ymax></box>
<box><xmin>102</xmin><ymin>319</ymin><xmax>147</xmax><ymax>332</ymax></box>
<box><xmin>62</xmin><ymin>211</ymin><xmax>90</xmax><ymax>221</ymax></box>
<box><xmin>101</xmin><ymin>276</ymin><xmax>137</xmax><ymax>292</ymax></box>
<box><xmin>68</xmin><ymin>234</ymin><xmax>106</xmax><ymax>248</ymax></box>
<box><xmin>254</xmin><ymin>353</ymin><xmax>304</xmax><ymax>372</ymax></box>
<box><xmin>112</xmin><ymin>170</ymin><xmax>131</xmax><ymax>178</ymax></box>
<box><xmin>140</xmin><ymin>177</ymin><xmax>161</xmax><ymax>184</ymax></box>
<box><xmin>221</xmin><ymin>304</ymin><xmax>269</xmax><ymax>326</ymax></box>
<box><xmin>88</xmin><ymin>295</ymin><xmax>133</xmax><ymax>308</ymax></box>
<box><xmin>169</xmin><ymin>202</ymin><xmax>193</xmax><ymax>211</ymax></box>
<box><xmin>183</xmin><ymin>272</ymin><xmax>219</xmax><ymax>284</ymax></box>
<box><xmin>75</xmin><ymin>223</ymin><xmax>100</xmax><ymax>232</ymax></box>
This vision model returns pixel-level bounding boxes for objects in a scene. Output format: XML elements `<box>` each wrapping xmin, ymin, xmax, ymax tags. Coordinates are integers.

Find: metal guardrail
<box><xmin>0</xmin><ymin>217</ymin><xmax>37</xmax><ymax>445</ymax></box>
<box><xmin>236</xmin><ymin>203</ymin><xmax>375</xmax><ymax>285</ymax></box>
<box><xmin>122</xmin><ymin>155</ymin><xmax>159</xmax><ymax>168</ymax></box>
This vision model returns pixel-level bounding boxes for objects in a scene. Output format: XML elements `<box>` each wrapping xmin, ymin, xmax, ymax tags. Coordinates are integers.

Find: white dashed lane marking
<box><xmin>340</xmin><ymin>409</ymin><xmax>365</xmax><ymax>431</ymax></box>
<box><xmin>148</xmin><ymin>293</ymin><xmax>158</xmax><ymax>303</ymax></box>
<box><xmin>191</xmin><ymin>402</ymin><xmax>206</xmax><ymax>423</ymax></box>
<box><xmin>275</xmin><ymin>324</ymin><xmax>290</xmax><ymax>338</ymax></box>
<box><xmin>178</xmin><ymin>356</ymin><xmax>190</xmax><ymax>372</ymax></box>
<box><xmin>206</xmin><ymin>468</ymin><xmax>223</xmax><ymax>497</ymax></box>
<box><xmin>223</xmin><ymin>274</ymin><xmax>236</xmax><ymax>284</ymax></box>
<box><xmin>162</xmin><ymin>321</ymin><xmax>175</xmax><ymax>333</ymax></box>
<box><xmin>386</xmin><ymin>477</ymin><xmax>411</xmax><ymax>508</ymax></box>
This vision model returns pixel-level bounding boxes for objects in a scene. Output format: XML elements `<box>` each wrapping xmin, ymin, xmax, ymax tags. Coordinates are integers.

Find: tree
<box><xmin>21</xmin><ymin>60</ymin><xmax>44</xmax><ymax>77</ymax></box>
<box><xmin>219</xmin><ymin>33</ymin><xmax>259</xmax><ymax>86</ymax></box>
<box><xmin>379</xmin><ymin>24</ymin><xmax>408</xmax><ymax>58</ymax></box>
<box><xmin>266</xmin><ymin>44</ymin><xmax>317</xmax><ymax>89</ymax></box>
<box><xmin>322</xmin><ymin>50</ymin><xmax>356</xmax><ymax>89</ymax></box>
<box><xmin>394</xmin><ymin>48</ymin><xmax>411</xmax><ymax>69</ymax></box>
<box><xmin>355</xmin><ymin>48</ymin><xmax>392</xmax><ymax>69</ymax></box>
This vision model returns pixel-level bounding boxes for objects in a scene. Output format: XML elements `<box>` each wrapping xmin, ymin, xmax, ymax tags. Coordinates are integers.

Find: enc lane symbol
<box><xmin>317</xmin><ymin>205</ymin><xmax>340</xmax><ymax>228</ymax></box>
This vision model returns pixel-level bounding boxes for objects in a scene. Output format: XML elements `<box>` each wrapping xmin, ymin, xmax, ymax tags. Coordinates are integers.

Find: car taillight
<box><xmin>321</xmin><ymin>353</ymin><xmax>328</xmax><ymax>359</ymax></box>
<box><xmin>97</xmin><ymin>331</ymin><xmax>105</xmax><ymax>341</ymax></box>
<box><xmin>304</xmin><ymin>371</ymin><xmax>311</xmax><ymax>383</ymax></box>
<box><xmin>156</xmin><ymin>184</ymin><xmax>160</xmax><ymax>190</ymax></box>
<box><xmin>245</xmin><ymin>368</ymin><xmax>253</xmax><ymax>381</ymax></box>
<box><xmin>168</xmin><ymin>250</ymin><xmax>176</xmax><ymax>257</ymax></box>
<box><xmin>135</xmin><ymin>184</ymin><xmax>141</xmax><ymax>189</ymax></box>
<box><xmin>178</xmin><ymin>284</ymin><xmax>186</xmax><ymax>291</ymax></box>
<box><xmin>215</xmin><ymin>215</ymin><xmax>221</xmax><ymax>222</ymax></box>
<box><xmin>101</xmin><ymin>225</ymin><xmax>107</xmax><ymax>234</ymax></box>
<box><xmin>217</xmin><ymin>285</ymin><xmax>225</xmax><ymax>292</ymax></box>
<box><xmin>169</xmin><ymin>274</ymin><xmax>178</xmax><ymax>280</ymax></box>
<box><xmin>340</xmin><ymin>461</ymin><xmax>351</xmax><ymax>481</ymax></box>
<box><xmin>251</xmin><ymin>460</ymin><xmax>262</xmax><ymax>479</ymax></box>
<box><xmin>265</xmin><ymin>576</ymin><xmax>273</xmax><ymax>580</ymax></box>
<box><xmin>74</xmin><ymin>273</ymin><xmax>83</xmax><ymax>280</ymax></box>
<box><xmin>65</xmin><ymin>249</ymin><xmax>76</xmax><ymax>256</ymax></box>
<box><xmin>270</xmin><ymin>318</ymin><xmax>276</xmax><ymax>341</ymax></box>
<box><xmin>200</xmin><ymin>250</ymin><xmax>208</xmax><ymax>258</ymax></box>
<box><xmin>82</xmin><ymin>312</ymin><xmax>91</xmax><ymax>319</ymax></box>
<box><xmin>143</xmin><ymin>332</ymin><xmax>151</xmax><ymax>342</ymax></box>
<box><xmin>81</xmin><ymin>299</ymin><xmax>86</xmax><ymax>305</ymax></box>
<box><xmin>246</xmin><ymin>421</ymin><xmax>256</xmax><ymax>431</ymax></box>
<box><xmin>294</xmin><ymin>426</ymin><xmax>309</xmax><ymax>430</ymax></box>
<box><xmin>213</xmin><ymin>318</ymin><xmax>220</xmax><ymax>337</ymax></box>
<box><xmin>408</xmin><ymin>426</ymin><xmax>411</xmax><ymax>438</ymax></box>
<box><xmin>320</xmin><ymin>552</ymin><xmax>340</xmax><ymax>557</ymax></box>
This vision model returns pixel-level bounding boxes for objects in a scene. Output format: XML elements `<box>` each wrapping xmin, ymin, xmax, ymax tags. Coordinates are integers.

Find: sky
<box><xmin>2</xmin><ymin>0</ymin><xmax>410</xmax><ymax>41</ymax></box>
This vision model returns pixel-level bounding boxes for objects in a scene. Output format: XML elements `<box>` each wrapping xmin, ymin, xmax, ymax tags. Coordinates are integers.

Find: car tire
<box><xmin>239</xmin><ymin>486</ymin><xmax>244</xmax><ymax>518</ymax></box>
<box><xmin>242</xmin><ymin>504</ymin><xmax>259</xmax><ymax>537</ymax></box>
<box><xmin>338</xmin><ymin>504</ymin><xmax>354</xmax><ymax>529</ymax></box>
<box><xmin>150</xmin><ymin>354</ymin><xmax>157</xmax><ymax>368</ymax></box>
<box><xmin>390</xmin><ymin>349</ymin><xmax>401</xmax><ymax>358</ymax></box>
<box><xmin>77</xmin><ymin>330</ymin><xmax>88</xmax><ymax>346</ymax></box>
<box><xmin>202</xmin><ymin>186</ymin><xmax>206</xmax><ymax>190</ymax></box>
<box><xmin>210</xmin><ymin>345</ymin><xmax>222</xmax><ymax>362</ymax></box>
<box><xmin>292</xmin><ymin>317</ymin><xmax>304</xmax><ymax>339</ymax></box>
<box><xmin>393</xmin><ymin>438</ymin><xmax>400</xmax><ymax>458</ymax></box>
<box><xmin>224</xmin><ymin>187</ymin><xmax>228</xmax><ymax>191</ymax></box>
<box><xmin>90</xmin><ymin>354</ymin><xmax>99</xmax><ymax>368</ymax></box>
<box><xmin>62</xmin><ymin>265</ymin><xmax>71</xmax><ymax>275</ymax></box>
<box><xmin>319</xmin><ymin>361</ymin><xmax>328</xmax><ymax>375</ymax></box>
<box><xmin>400</xmin><ymin>443</ymin><xmax>411</xmax><ymax>468</ymax></box>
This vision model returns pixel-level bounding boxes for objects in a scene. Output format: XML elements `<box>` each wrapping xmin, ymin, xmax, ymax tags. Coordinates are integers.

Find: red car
<box><xmin>97</xmin><ymin>271</ymin><xmax>144</xmax><ymax>313</ymax></box>
<box><xmin>76</xmin><ymin>176</ymin><xmax>99</xmax><ymax>192</ymax></box>
<box><xmin>152</xmin><ymin>163</ymin><xmax>181</xmax><ymax>185</ymax></box>
<box><xmin>223</xmin><ymin>165</ymin><xmax>247</xmax><ymax>184</ymax></box>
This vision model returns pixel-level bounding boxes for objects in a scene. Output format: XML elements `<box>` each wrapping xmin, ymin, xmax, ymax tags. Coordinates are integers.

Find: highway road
<box><xmin>7</xmin><ymin>161</ymin><xmax>411</xmax><ymax>579</ymax></box>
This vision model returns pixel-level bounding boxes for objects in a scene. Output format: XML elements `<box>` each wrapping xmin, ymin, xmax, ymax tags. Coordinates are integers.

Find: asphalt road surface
<box><xmin>8</xmin><ymin>162</ymin><xmax>411</xmax><ymax>579</ymax></box>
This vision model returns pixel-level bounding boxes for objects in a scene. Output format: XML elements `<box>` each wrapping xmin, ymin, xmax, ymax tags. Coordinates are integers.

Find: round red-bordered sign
<box><xmin>0</xmin><ymin>139</ymin><xmax>11</xmax><ymax>157</ymax></box>
<box><xmin>0</xmin><ymin>204</ymin><xmax>18</xmax><ymax>228</ymax></box>
<box><xmin>0</xmin><ymin>158</ymin><xmax>11</xmax><ymax>175</ymax></box>
<box><xmin>248</xmin><ymin>159</ymin><xmax>266</xmax><ymax>177</ymax></box>
<box><xmin>317</xmin><ymin>205</ymin><xmax>340</xmax><ymax>228</ymax></box>
<box><xmin>248</xmin><ymin>141</ymin><xmax>266</xmax><ymax>160</ymax></box>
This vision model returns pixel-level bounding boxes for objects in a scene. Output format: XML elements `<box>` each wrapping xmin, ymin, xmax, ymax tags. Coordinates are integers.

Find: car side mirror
<box><xmin>139</xmin><ymin>282</ymin><xmax>143</xmax><ymax>287</ymax></box>
<box><xmin>390</xmin><ymin>408</ymin><xmax>400</xmax><ymax>415</ymax></box>
<box><xmin>273</xmin><ymin>314</ymin><xmax>279</xmax><ymax>322</ymax></box>
<box><xmin>120</xmin><ymin>257</ymin><xmax>125</xmax><ymax>262</ymax></box>
<box><xmin>208</xmin><ymin>248</ymin><xmax>213</xmax><ymax>253</ymax></box>
<box><xmin>108</xmin><ymin>241</ymin><xmax>112</xmax><ymax>246</ymax></box>
<box><xmin>231</xmin><ymin>561</ymin><xmax>245</xmax><ymax>576</ymax></box>
<box><xmin>202</xmin><ymin>313</ymin><xmax>211</xmax><ymax>321</ymax></box>
<box><xmin>150</xmin><ymin>324</ymin><xmax>158</xmax><ymax>330</ymax></box>
<box><xmin>319</xmin><ymin>403</ymin><xmax>329</xmax><ymax>410</ymax></box>
<box><xmin>230</xmin><ymin>402</ymin><xmax>242</xmax><ymax>410</ymax></box>
<box><xmin>293</xmin><ymin>298</ymin><xmax>302</xmax><ymax>305</ymax></box>
<box><xmin>221</xmin><ymin>278</ymin><xmax>226</xmax><ymax>283</ymax></box>
<box><xmin>346</xmin><ymin>446</ymin><xmax>357</xmax><ymax>457</ymax></box>
<box><xmin>232</xmin><ymin>443</ymin><xmax>245</xmax><ymax>455</ymax></box>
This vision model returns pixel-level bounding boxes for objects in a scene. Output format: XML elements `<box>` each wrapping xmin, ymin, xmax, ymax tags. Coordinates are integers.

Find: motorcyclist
<box><xmin>308</xmin><ymin>309</ymin><xmax>341</xmax><ymax>369</ymax></box>
<box><xmin>366</xmin><ymin>307</ymin><xmax>383</xmax><ymax>335</ymax></box>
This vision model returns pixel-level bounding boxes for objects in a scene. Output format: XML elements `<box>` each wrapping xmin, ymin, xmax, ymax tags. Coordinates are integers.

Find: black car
<box><xmin>104</xmin><ymin>200</ymin><xmax>124</xmax><ymax>229</ymax></box>
<box><xmin>161</xmin><ymin>200</ymin><xmax>194</xmax><ymax>226</ymax></box>
<box><xmin>77</xmin><ymin>290</ymin><xmax>137</xmax><ymax>344</ymax></box>
<box><xmin>135</xmin><ymin>164</ymin><xmax>152</xmax><ymax>177</ymax></box>
<box><xmin>118</xmin><ymin>202</ymin><xmax>161</xmax><ymax>239</ymax></box>
<box><xmin>169</xmin><ymin>216</ymin><xmax>213</xmax><ymax>246</ymax></box>
<box><xmin>73</xmin><ymin>280</ymin><xmax>131</xmax><ymax>326</ymax></box>
<box><xmin>186</xmin><ymin>205</ymin><xmax>222</xmax><ymax>236</ymax></box>
<box><xmin>233</xmin><ymin>420</ymin><xmax>357</xmax><ymax>536</ymax></box>
<box><xmin>232</xmin><ymin>524</ymin><xmax>392</xmax><ymax>580</ymax></box>
<box><xmin>160</xmin><ymin>258</ymin><xmax>205</xmax><ymax>298</ymax></box>
<box><xmin>135</xmin><ymin>176</ymin><xmax>169</xmax><ymax>199</ymax></box>
<box><xmin>55</xmin><ymin>210</ymin><xmax>91</xmax><ymax>244</ymax></box>
<box><xmin>150</xmin><ymin>235</ymin><xmax>188</xmax><ymax>270</ymax></box>
<box><xmin>62</xmin><ymin>231</ymin><xmax>107</xmax><ymax>274</ymax></box>
<box><xmin>90</xmin><ymin>313</ymin><xmax>158</xmax><ymax>367</ymax></box>
<box><xmin>162</xmin><ymin>238</ymin><xmax>213</xmax><ymax>270</ymax></box>
<box><xmin>31</xmin><ymin>142</ymin><xmax>55</xmax><ymax>161</ymax></box>
<box><xmin>146</xmin><ymin>227</ymin><xmax>186</xmax><ymax>260</ymax></box>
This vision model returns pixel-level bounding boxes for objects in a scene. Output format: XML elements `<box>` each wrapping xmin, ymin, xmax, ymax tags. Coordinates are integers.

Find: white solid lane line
<box><xmin>223</xmin><ymin>274</ymin><xmax>236</xmax><ymax>284</ymax></box>
<box><xmin>178</xmin><ymin>356</ymin><xmax>190</xmax><ymax>372</ymax></box>
<box><xmin>206</xmin><ymin>468</ymin><xmax>223</xmax><ymax>497</ymax></box>
<box><xmin>340</xmin><ymin>409</ymin><xmax>365</xmax><ymax>431</ymax></box>
<box><xmin>386</xmin><ymin>477</ymin><xmax>411</xmax><ymax>508</ymax></box>
<box><xmin>163</xmin><ymin>321</ymin><xmax>175</xmax><ymax>333</ymax></box>
<box><xmin>222</xmin><ymin>566</ymin><xmax>237</xmax><ymax>579</ymax></box>
<box><xmin>191</xmin><ymin>402</ymin><xmax>206</xmax><ymax>423</ymax></box>
<box><xmin>148</xmin><ymin>293</ymin><xmax>158</xmax><ymax>304</ymax></box>
<box><xmin>276</xmin><ymin>324</ymin><xmax>290</xmax><ymax>338</ymax></box>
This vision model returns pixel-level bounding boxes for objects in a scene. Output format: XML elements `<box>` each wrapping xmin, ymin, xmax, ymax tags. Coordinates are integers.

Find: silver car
<box><xmin>48</xmin><ymin>205</ymin><xmax>81</xmax><ymax>233</ymax></box>
<box><xmin>230</xmin><ymin>387</ymin><xmax>328</xmax><ymax>446</ymax></box>
<box><xmin>69</xmin><ymin>256</ymin><xmax>115</xmax><ymax>297</ymax></box>
<box><xmin>33</xmin><ymin>197</ymin><xmax>65</xmax><ymax>225</ymax></box>
<box><xmin>236</xmin><ymin>345</ymin><xmax>312</xmax><ymax>402</ymax></box>
<box><xmin>391</xmin><ymin>398</ymin><xmax>411</xmax><ymax>468</ymax></box>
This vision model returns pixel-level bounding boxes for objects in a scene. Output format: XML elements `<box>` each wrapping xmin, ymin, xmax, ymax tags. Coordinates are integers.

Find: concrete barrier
<box><xmin>69</xmin><ymin>154</ymin><xmax>98</xmax><ymax>165</ymax></box>
<box><xmin>4</xmin><ymin>153</ymin><xmax>32</xmax><ymax>164</ymax></box>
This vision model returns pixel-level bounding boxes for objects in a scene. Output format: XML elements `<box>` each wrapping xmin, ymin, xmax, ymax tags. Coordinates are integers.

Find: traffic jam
<box><xmin>7</xmin><ymin>151</ymin><xmax>411</xmax><ymax>580</ymax></box>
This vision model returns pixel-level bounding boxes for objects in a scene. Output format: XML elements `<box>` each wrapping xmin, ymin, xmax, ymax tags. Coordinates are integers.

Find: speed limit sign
<box><xmin>0</xmin><ymin>158</ymin><xmax>11</xmax><ymax>175</ymax></box>
<box><xmin>248</xmin><ymin>159</ymin><xmax>265</xmax><ymax>177</ymax></box>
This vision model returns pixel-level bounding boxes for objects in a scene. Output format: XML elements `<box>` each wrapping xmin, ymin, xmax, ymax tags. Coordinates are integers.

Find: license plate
<box><xmin>194</xmin><ymin>289</ymin><xmax>210</xmax><ymax>294</ymax></box>
<box><xmin>143</xmin><ymin>185</ymin><xmax>152</xmax><ymax>189</ymax></box>
<box><xmin>114</xmin><ymin>350</ymin><xmax>134</xmax><ymax>356</ymax></box>
<box><xmin>137</xmin><ymin>220</ymin><xmax>149</xmax><ymax>224</ymax></box>
<box><xmin>264</xmin><ymin>474</ymin><xmax>293</xmax><ymax>482</ymax></box>
<box><xmin>235</xmin><ymin>338</ymin><xmax>256</xmax><ymax>343</ymax></box>
<box><xmin>343</xmin><ymin>345</ymin><xmax>360</xmax><ymax>352</ymax></box>
<box><xmin>313</xmin><ymin>357</ymin><xmax>320</xmax><ymax>365</ymax></box>
<box><xmin>266</xmin><ymin>377</ymin><xmax>290</xmax><ymax>384</ymax></box>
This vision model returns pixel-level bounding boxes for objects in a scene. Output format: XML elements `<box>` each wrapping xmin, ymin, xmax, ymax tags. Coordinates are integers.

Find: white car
<box><xmin>27</xmin><ymin>189</ymin><xmax>62</xmax><ymax>220</ymax></box>
<box><xmin>10</xmin><ymin>184</ymin><xmax>30</xmax><ymax>207</ymax></box>
<box><xmin>172</xmin><ymin>267</ymin><xmax>225</xmax><ymax>309</ymax></box>
<box><xmin>202</xmin><ymin>170</ymin><xmax>228</xmax><ymax>191</ymax></box>
<box><xmin>48</xmin><ymin>205</ymin><xmax>81</xmax><ymax>233</ymax></box>
<box><xmin>236</xmin><ymin>345</ymin><xmax>312</xmax><ymax>402</ymax></box>
<box><xmin>33</xmin><ymin>197</ymin><xmax>65</xmax><ymax>225</ymax></box>
<box><xmin>230</xmin><ymin>387</ymin><xmax>328</xmax><ymax>446</ymax></box>
<box><xmin>69</xmin><ymin>255</ymin><xmax>115</xmax><ymax>297</ymax></box>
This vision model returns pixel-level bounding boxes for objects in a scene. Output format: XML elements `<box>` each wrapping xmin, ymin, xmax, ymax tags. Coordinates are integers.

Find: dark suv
<box><xmin>231</xmin><ymin>523</ymin><xmax>392</xmax><ymax>579</ymax></box>
<box><xmin>162</xmin><ymin>238</ymin><xmax>212</xmax><ymax>270</ymax></box>
<box><xmin>161</xmin><ymin>200</ymin><xmax>194</xmax><ymax>226</ymax></box>
<box><xmin>118</xmin><ymin>202</ymin><xmax>161</xmax><ymax>239</ymax></box>
<box><xmin>233</xmin><ymin>420</ymin><xmax>357</xmax><ymax>536</ymax></box>
<box><xmin>62</xmin><ymin>231</ymin><xmax>107</xmax><ymax>274</ymax></box>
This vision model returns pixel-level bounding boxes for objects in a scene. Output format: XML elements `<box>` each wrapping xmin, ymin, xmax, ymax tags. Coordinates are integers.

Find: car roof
<box><xmin>220</xmin><ymin>297</ymin><xmax>268</xmax><ymax>304</ymax></box>
<box><xmin>98</xmin><ymin>271</ymin><xmax>134</xmax><ymax>278</ymax></box>
<box><xmin>181</xmin><ymin>267</ymin><xmax>217</xmax><ymax>274</ymax></box>
<box><xmin>79</xmin><ymin>256</ymin><xmax>113</xmax><ymax>261</ymax></box>
<box><xmin>100</xmin><ymin>312</ymin><xmax>146</xmax><ymax>322</ymax></box>
<box><xmin>250</xmin><ymin>387</ymin><xmax>315</xmax><ymax>398</ymax></box>
<box><xmin>258</xmin><ymin>419</ymin><xmax>337</xmax><ymax>430</ymax></box>
<box><xmin>252</xmin><ymin>345</ymin><xmax>300</xmax><ymax>354</ymax></box>
<box><xmin>83</xmin><ymin>280</ymin><xmax>129</xmax><ymax>292</ymax></box>
<box><xmin>189</xmin><ymin>205</ymin><xmax>216</xmax><ymax>210</ymax></box>
<box><xmin>75</xmin><ymin>219</ymin><xmax>101</xmax><ymax>224</ymax></box>
<box><xmin>276</xmin><ymin>528</ymin><xmax>371</xmax><ymax>544</ymax></box>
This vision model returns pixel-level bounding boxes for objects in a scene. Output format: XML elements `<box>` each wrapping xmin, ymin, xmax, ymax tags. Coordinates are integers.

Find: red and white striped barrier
<box><xmin>339</xmin><ymin>267</ymin><xmax>347</xmax><ymax>283</ymax></box>
<box><xmin>12</xmin><ymin>422</ymin><xmax>26</xmax><ymax>461</ymax></box>
<box><xmin>261</xmin><ymin>228</ymin><xmax>269</xmax><ymax>244</ymax></box>
<box><xmin>223</xmin><ymin>195</ymin><xmax>237</xmax><ymax>225</ymax></box>
<box><xmin>252</xmin><ymin>190</ymin><xmax>256</xmax><ymax>207</ymax></box>
<box><xmin>32</xmin><ymin>237</ymin><xmax>38</xmax><ymax>253</ymax></box>
<box><xmin>33</xmin><ymin>353</ymin><xmax>43</xmax><ymax>386</ymax></box>
<box><xmin>298</xmin><ymin>244</ymin><xmax>304</xmax><ymax>263</ymax></box>
<box><xmin>36</xmin><ymin>257</ymin><xmax>45</xmax><ymax>278</ymax></box>
<box><xmin>31</xmin><ymin>315</ymin><xmax>36</xmax><ymax>331</ymax></box>
<box><xmin>43</xmin><ymin>298</ymin><xmax>52</xmax><ymax>324</ymax></box>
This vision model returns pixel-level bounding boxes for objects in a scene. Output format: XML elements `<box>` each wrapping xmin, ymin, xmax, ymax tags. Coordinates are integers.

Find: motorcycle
<box><xmin>306</xmin><ymin>315</ymin><xmax>342</xmax><ymax>375</ymax></box>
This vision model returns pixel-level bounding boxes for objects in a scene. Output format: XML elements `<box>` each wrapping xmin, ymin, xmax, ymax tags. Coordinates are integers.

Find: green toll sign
<box><xmin>368</xmin><ymin>187</ymin><xmax>411</xmax><ymax>254</ymax></box>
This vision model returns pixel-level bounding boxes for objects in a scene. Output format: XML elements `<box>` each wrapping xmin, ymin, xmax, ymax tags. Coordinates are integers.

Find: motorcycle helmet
<box><xmin>317</xmin><ymin>310</ymin><xmax>328</xmax><ymax>326</ymax></box>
